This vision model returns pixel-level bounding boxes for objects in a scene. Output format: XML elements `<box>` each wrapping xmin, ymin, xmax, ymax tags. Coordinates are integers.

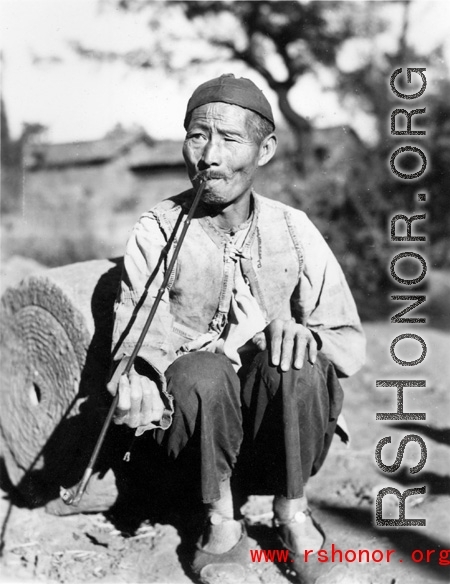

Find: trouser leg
<box><xmin>155</xmin><ymin>351</ymin><xmax>243</xmax><ymax>503</ymax></box>
<box><xmin>236</xmin><ymin>349</ymin><xmax>344</xmax><ymax>499</ymax></box>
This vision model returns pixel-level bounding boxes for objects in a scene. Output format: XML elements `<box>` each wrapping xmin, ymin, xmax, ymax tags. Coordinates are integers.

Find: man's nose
<box><xmin>200</xmin><ymin>139</ymin><xmax>221</xmax><ymax>168</ymax></box>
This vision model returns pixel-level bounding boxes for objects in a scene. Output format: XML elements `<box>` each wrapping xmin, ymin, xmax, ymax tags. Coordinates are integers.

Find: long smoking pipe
<box><xmin>60</xmin><ymin>176</ymin><xmax>208</xmax><ymax>506</ymax></box>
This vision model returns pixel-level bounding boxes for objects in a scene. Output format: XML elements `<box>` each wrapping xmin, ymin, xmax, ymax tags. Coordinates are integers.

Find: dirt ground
<box><xmin>0</xmin><ymin>259</ymin><xmax>449</xmax><ymax>584</ymax></box>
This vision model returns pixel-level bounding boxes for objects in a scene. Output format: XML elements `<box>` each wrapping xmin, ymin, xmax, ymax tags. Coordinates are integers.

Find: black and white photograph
<box><xmin>1</xmin><ymin>1</ymin><xmax>449</xmax><ymax>583</ymax></box>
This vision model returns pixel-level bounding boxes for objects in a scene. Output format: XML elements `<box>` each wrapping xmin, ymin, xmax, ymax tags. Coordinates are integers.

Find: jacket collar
<box><xmin>197</xmin><ymin>190</ymin><xmax>260</xmax><ymax>249</ymax></box>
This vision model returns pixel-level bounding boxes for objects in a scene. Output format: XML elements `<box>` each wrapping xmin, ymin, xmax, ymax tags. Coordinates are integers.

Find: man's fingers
<box><xmin>128</xmin><ymin>372</ymin><xmax>143</xmax><ymax>428</ymax></box>
<box><xmin>269</xmin><ymin>319</ymin><xmax>284</xmax><ymax>366</ymax></box>
<box><xmin>280</xmin><ymin>326</ymin><xmax>295</xmax><ymax>371</ymax></box>
<box><xmin>113</xmin><ymin>371</ymin><xmax>164</xmax><ymax>428</ymax></box>
<box><xmin>114</xmin><ymin>375</ymin><xmax>131</xmax><ymax>424</ymax></box>
<box><xmin>116</xmin><ymin>375</ymin><xmax>131</xmax><ymax>411</ymax></box>
<box><xmin>106</xmin><ymin>380</ymin><xmax>117</xmax><ymax>396</ymax></box>
<box><xmin>252</xmin><ymin>331</ymin><xmax>267</xmax><ymax>351</ymax></box>
<box><xmin>293</xmin><ymin>331</ymin><xmax>318</xmax><ymax>369</ymax></box>
<box><xmin>141</xmin><ymin>381</ymin><xmax>164</xmax><ymax>425</ymax></box>
<box><xmin>141</xmin><ymin>385</ymin><xmax>153</xmax><ymax>426</ymax></box>
<box><xmin>308</xmin><ymin>335</ymin><xmax>318</xmax><ymax>365</ymax></box>
<box><xmin>293</xmin><ymin>333</ymin><xmax>308</xmax><ymax>369</ymax></box>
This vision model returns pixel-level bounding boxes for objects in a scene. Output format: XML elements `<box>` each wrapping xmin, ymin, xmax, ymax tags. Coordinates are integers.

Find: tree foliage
<box><xmin>73</xmin><ymin>0</ymin><xmax>450</xmax><ymax>310</ymax></box>
<box><xmin>79</xmin><ymin>1</ymin><xmax>378</xmax><ymax>169</ymax></box>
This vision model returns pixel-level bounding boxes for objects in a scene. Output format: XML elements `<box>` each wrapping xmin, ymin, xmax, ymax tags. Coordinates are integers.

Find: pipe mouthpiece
<box><xmin>194</xmin><ymin>171</ymin><xmax>209</xmax><ymax>183</ymax></box>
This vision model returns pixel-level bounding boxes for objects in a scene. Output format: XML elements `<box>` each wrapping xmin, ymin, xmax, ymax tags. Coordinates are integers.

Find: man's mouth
<box><xmin>194</xmin><ymin>171</ymin><xmax>227</xmax><ymax>182</ymax></box>
<box><xmin>207</xmin><ymin>173</ymin><xmax>227</xmax><ymax>180</ymax></box>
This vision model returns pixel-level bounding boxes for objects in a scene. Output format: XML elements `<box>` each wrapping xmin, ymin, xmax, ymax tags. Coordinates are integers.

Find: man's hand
<box><xmin>253</xmin><ymin>319</ymin><xmax>318</xmax><ymax>371</ymax></box>
<box><xmin>106</xmin><ymin>366</ymin><xmax>165</xmax><ymax>428</ymax></box>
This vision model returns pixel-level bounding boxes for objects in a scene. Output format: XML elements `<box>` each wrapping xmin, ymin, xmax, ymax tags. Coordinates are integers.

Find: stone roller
<box><xmin>0</xmin><ymin>258</ymin><xmax>122</xmax><ymax>512</ymax></box>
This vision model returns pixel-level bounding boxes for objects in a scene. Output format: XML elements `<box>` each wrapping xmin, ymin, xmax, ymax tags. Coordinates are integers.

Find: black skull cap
<box><xmin>184</xmin><ymin>73</ymin><xmax>275</xmax><ymax>129</ymax></box>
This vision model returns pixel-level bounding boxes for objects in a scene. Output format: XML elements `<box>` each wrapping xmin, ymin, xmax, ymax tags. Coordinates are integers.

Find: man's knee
<box><xmin>167</xmin><ymin>351</ymin><xmax>239</xmax><ymax>402</ymax></box>
<box><xmin>251</xmin><ymin>349</ymin><xmax>332</xmax><ymax>401</ymax></box>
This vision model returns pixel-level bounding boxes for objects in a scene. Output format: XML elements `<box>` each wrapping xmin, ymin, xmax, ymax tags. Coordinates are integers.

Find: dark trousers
<box><xmin>155</xmin><ymin>350</ymin><xmax>343</xmax><ymax>504</ymax></box>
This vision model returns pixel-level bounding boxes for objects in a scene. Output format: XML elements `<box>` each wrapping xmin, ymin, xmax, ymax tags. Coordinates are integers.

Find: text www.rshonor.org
<box><xmin>250</xmin><ymin>545</ymin><xmax>450</xmax><ymax>565</ymax></box>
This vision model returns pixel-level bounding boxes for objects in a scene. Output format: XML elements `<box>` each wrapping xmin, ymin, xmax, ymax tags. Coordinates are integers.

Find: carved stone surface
<box><xmin>0</xmin><ymin>258</ymin><xmax>123</xmax><ymax>510</ymax></box>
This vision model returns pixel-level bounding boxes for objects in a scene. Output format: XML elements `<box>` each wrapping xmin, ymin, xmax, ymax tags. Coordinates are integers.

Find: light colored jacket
<box><xmin>112</xmin><ymin>190</ymin><xmax>365</xmax><ymax>398</ymax></box>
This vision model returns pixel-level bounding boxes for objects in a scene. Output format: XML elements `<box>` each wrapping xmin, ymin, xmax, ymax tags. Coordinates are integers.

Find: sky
<box><xmin>1</xmin><ymin>0</ymin><xmax>450</xmax><ymax>144</ymax></box>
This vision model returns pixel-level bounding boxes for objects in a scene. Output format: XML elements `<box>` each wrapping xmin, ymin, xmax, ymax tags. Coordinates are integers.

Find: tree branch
<box><xmin>211</xmin><ymin>38</ymin><xmax>279</xmax><ymax>91</ymax></box>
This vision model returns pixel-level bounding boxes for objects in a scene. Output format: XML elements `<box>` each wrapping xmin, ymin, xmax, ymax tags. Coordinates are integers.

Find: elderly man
<box><xmin>109</xmin><ymin>74</ymin><xmax>365</xmax><ymax>583</ymax></box>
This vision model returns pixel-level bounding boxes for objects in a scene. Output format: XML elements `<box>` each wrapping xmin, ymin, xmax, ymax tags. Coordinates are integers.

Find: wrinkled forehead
<box><xmin>187</xmin><ymin>102</ymin><xmax>252</xmax><ymax>130</ymax></box>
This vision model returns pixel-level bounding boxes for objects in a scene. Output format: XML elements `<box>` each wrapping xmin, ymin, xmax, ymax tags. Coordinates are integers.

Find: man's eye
<box><xmin>189</xmin><ymin>133</ymin><xmax>206</xmax><ymax>141</ymax></box>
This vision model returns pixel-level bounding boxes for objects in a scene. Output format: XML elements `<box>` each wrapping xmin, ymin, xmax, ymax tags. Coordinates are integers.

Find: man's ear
<box><xmin>258</xmin><ymin>133</ymin><xmax>277</xmax><ymax>167</ymax></box>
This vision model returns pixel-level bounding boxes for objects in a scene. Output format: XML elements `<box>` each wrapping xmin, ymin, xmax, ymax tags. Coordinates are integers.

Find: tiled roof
<box><xmin>127</xmin><ymin>139</ymin><xmax>184</xmax><ymax>168</ymax></box>
<box><xmin>24</xmin><ymin>132</ymin><xmax>185</xmax><ymax>169</ymax></box>
<box><xmin>24</xmin><ymin>125</ymin><xmax>362</xmax><ymax>171</ymax></box>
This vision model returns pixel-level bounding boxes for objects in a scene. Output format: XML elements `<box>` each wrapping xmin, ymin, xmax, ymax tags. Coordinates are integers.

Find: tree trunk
<box><xmin>275</xmin><ymin>85</ymin><xmax>313</xmax><ymax>174</ymax></box>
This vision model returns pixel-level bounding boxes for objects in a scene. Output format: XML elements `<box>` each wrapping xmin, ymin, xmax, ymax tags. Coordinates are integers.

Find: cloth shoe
<box><xmin>191</xmin><ymin>520</ymin><xmax>251</xmax><ymax>584</ymax></box>
<box><xmin>275</xmin><ymin>508</ymin><xmax>331</xmax><ymax>584</ymax></box>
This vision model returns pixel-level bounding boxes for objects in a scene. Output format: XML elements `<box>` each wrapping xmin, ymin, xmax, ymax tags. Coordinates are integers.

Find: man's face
<box><xmin>183</xmin><ymin>102</ymin><xmax>266</xmax><ymax>208</ymax></box>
